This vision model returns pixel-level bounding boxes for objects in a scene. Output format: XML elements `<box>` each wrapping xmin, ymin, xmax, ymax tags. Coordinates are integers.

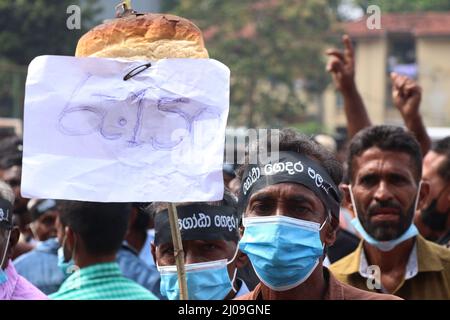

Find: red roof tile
<box><xmin>344</xmin><ymin>12</ymin><xmax>450</xmax><ymax>37</ymax></box>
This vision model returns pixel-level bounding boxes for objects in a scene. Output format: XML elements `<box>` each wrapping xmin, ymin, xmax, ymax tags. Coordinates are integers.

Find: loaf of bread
<box><xmin>75</xmin><ymin>13</ymin><xmax>209</xmax><ymax>60</ymax></box>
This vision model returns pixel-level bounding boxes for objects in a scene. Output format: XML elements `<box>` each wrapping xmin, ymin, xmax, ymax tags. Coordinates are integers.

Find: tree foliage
<box><xmin>171</xmin><ymin>0</ymin><xmax>339</xmax><ymax>127</ymax></box>
<box><xmin>356</xmin><ymin>0</ymin><xmax>450</xmax><ymax>12</ymax></box>
<box><xmin>0</xmin><ymin>0</ymin><xmax>102</xmax><ymax>65</ymax></box>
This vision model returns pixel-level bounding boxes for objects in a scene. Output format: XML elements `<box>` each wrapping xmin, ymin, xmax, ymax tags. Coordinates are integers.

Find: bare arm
<box><xmin>326</xmin><ymin>35</ymin><xmax>371</xmax><ymax>138</ymax></box>
<box><xmin>391</xmin><ymin>73</ymin><xmax>431</xmax><ymax>156</ymax></box>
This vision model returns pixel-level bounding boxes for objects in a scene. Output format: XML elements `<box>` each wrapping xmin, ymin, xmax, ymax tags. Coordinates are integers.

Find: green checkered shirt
<box><xmin>50</xmin><ymin>262</ymin><xmax>158</xmax><ymax>300</ymax></box>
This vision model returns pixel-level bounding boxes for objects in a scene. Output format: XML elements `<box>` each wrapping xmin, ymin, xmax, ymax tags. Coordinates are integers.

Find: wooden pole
<box><xmin>167</xmin><ymin>203</ymin><xmax>189</xmax><ymax>300</ymax></box>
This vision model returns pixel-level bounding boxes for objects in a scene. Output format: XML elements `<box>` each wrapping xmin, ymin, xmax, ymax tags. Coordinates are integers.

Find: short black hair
<box><xmin>60</xmin><ymin>201</ymin><xmax>131</xmax><ymax>256</ymax></box>
<box><xmin>131</xmin><ymin>203</ymin><xmax>151</xmax><ymax>233</ymax></box>
<box><xmin>236</xmin><ymin>128</ymin><xmax>343</xmax><ymax>228</ymax></box>
<box><xmin>432</xmin><ymin>136</ymin><xmax>450</xmax><ymax>182</ymax></box>
<box><xmin>236</xmin><ymin>128</ymin><xmax>343</xmax><ymax>187</ymax></box>
<box><xmin>347</xmin><ymin>125</ymin><xmax>422</xmax><ymax>183</ymax></box>
<box><xmin>0</xmin><ymin>136</ymin><xmax>23</xmax><ymax>170</ymax></box>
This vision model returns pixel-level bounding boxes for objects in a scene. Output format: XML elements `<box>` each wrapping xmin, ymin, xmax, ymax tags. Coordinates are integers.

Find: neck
<box><xmin>364</xmin><ymin>237</ymin><xmax>415</xmax><ymax>272</ymax></box>
<box><xmin>225</xmin><ymin>279</ymin><xmax>240</xmax><ymax>300</ymax></box>
<box><xmin>126</xmin><ymin>230</ymin><xmax>147</xmax><ymax>253</ymax></box>
<box><xmin>261</xmin><ymin>263</ymin><xmax>327</xmax><ymax>300</ymax></box>
<box><xmin>74</xmin><ymin>253</ymin><xmax>116</xmax><ymax>269</ymax></box>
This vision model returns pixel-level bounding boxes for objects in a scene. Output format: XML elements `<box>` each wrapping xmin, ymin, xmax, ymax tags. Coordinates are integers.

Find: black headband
<box><xmin>238</xmin><ymin>151</ymin><xmax>341</xmax><ymax>220</ymax></box>
<box><xmin>0</xmin><ymin>199</ymin><xmax>13</xmax><ymax>230</ymax></box>
<box><xmin>154</xmin><ymin>204</ymin><xmax>240</xmax><ymax>246</ymax></box>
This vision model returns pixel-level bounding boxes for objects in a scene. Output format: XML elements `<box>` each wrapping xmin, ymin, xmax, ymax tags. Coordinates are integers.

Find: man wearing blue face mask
<box><xmin>151</xmin><ymin>190</ymin><xmax>250</xmax><ymax>300</ymax></box>
<box><xmin>0</xmin><ymin>181</ymin><xmax>47</xmax><ymax>300</ymax></box>
<box><xmin>235</xmin><ymin>129</ymin><xmax>398</xmax><ymax>300</ymax></box>
<box><xmin>330</xmin><ymin>126</ymin><xmax>450</xmax><ymax>299</ymax></box>
<box><xmin>14</xmin><ymin>199</ymin><xmax>66</xmax><ymax>294</ymax></box>
<box><xmin>50</xmin><ymin>201</ymin><xmax>158</xmax><ymax>300</ymax></box>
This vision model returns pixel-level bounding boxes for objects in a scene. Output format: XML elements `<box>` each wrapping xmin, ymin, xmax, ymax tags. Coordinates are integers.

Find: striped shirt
<box><xmin>50</xmin><ymin>262</ymin><xmax>158</xmax><ymax>300</ymax></box>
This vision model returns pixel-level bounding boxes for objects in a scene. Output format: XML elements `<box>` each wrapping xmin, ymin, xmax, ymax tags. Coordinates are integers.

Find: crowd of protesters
<box><xmin>0</xmin><ymin>35</ymin><xmax>449</xmax><ymax>300</ymax></box>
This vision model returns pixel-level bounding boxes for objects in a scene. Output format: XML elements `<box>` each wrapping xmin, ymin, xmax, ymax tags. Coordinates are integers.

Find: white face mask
<box><xmin>348</xmin><ymin>182</ymin><xmax>422</xmax><ymax>251</ymax></box>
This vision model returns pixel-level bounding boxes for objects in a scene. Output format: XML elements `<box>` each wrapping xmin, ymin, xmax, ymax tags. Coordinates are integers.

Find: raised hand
<box><xmin>326</xmin><ymin>34</ymin><xmax>355</xmax><ymax>92</ymax></box>
<box><xmin>391</xmin><ymin>72</ymin><xmax>422</xmax><ymax>119</ymax></box>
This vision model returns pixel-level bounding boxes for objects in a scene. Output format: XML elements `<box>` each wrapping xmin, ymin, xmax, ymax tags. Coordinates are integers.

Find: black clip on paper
<box><xmin>123</xmin><ymin>63</ymin><xmax>152</xmax><ymax>81</ymax></box>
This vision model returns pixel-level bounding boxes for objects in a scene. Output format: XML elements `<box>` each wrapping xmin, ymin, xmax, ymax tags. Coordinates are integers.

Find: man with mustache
<box><xmin>414</xmin><ymin>137</ymin><xmax>450</xmax><ymax>246</ymax></box>
<box><xmin>330</xmin><ymin>126</ymin><xmax>450</xmax><ymax>299</ymax></box>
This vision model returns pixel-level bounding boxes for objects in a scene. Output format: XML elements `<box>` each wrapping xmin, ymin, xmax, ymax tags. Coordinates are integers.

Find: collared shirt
<box><xmin>14</xmin><ymin>238</ymin><xmax>66</xmax><ymax>294</ymax></box>
<box><xmin>0</xmin><ymin>260</ymin><xmax>48</xmax><ymax>300</ymax></box>
<box><xmin>358</xmin><ymin>241</ymin><xmax>418</xmax><ymax>283</ymax></box>
<box><xmin>438</xmin><ymin>230</ymin><xmax>450</xmax><ymax>249</ymax></box>
<box><xmin>50</xmin><ymin>262</ymin><xmax>158</xmax><ymax>300</ymax></box>
<box><xmin>116</xmin><ymin>241</ymin><xmax>162</xmax><ymax>299</ymax></box>
<box><xmin>235</xmin><ymin>268</ymin><xmax>400</xmax><ymax>300</ymax></box>
<box><xmin>329</xmin><ymin>235</ymin><xmax>450</xmax><ymax>299</ymax></box>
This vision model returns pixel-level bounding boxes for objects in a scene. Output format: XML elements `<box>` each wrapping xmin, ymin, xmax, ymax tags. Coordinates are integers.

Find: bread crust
<box><xmin>75</xmin><ymin>13</ymin><xmax>209</xmax><ymax>60</ymax></box>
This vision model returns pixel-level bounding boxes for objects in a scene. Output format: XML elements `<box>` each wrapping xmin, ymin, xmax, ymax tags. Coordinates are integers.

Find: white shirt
<box><xmin>358</xmin><ymin>242</ymin><xmax>418</xmax><ymax>293</ymax></box>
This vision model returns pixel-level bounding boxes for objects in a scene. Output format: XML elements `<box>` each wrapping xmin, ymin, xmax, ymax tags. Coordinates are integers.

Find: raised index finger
<box><xmin>343</xmin><ymin>34</ymin><xmax>354</xmax><ymax>63</ymax></box>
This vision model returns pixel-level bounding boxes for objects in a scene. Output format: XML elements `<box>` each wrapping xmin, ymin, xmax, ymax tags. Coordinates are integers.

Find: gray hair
<box><xmin>0</xmin><ymin>180</ymin><xmax>15</xmax><ymax>205</ymax></box>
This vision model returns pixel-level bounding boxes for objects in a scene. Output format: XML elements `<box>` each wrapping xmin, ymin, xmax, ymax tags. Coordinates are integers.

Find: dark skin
<box><xmin>125</xmin><ymin>207</ymin><xmax>147</xmax><ymax>252</ymax></box>
<box><xmin>0</xmin><ymin>226</ymin><xmax>20</xmax><ymax>270</ymax></box>
<box><xmin>29</xmin><ymin>210</ymin><xmax>58</xmax><ymax>242</ymax></box>
<box><xmin>415</xmin><ymin>151</ymin><xmax>450</xmax><ymax>240</ymax></box>
<box><xmin>151</xmin><ymin>239</ymin><xmax>248</xmax><ymax>300</ymax></box>
<box><xmin>244</xmin><ymin>183</ymin><xmax>337</xmax><ymax>300</ymax></box>
<box><xmin>2</xmin><ymin>166</ymin><xmax>33</xmax><ymax>253</ymax></box>
<box><xmin>1</xmin><ymin>166</ymin><xmax>29</xmax><ymax>215</ymax></box>
<box><xmin>10</xmin><ymin>213</ymin><xmax>35</xmax><ymax>260</ymax></box>
<box><xmin>341</xmin><ymin>147</ymin><xmax>429</xmax><ymax>294</ymax></box>
<box><xmin>326</xmin><ymin>35</ymin><xmax>370</xmax><ymax>139</ymax></box>
<box><xmin>64</xmin><ymin>226</ymin><xmax>116</xmax><ymax>269</ymax></box>
<box><xmin>326</xmin><ymin>35</ymin><xmax>431</xmax><ymax>155</ymax></box>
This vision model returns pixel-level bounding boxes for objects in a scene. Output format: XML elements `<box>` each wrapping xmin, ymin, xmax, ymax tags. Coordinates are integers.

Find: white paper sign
<box><xmin>22</xmin><ymin>56</ymin><xmax>230</xmax><ymax>202</ymax></box>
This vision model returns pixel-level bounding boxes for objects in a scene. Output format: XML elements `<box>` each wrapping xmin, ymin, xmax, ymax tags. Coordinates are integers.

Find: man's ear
<box><xmin>340</xmin><ymin>183</ymin><xmax>352</xmax><ymax>209</ymax></box>
<box><xmin>150</xmin><ymin>242</ymin><xmax>157</xmax><ymax>265</ymax></box>
<box><xmin>417</xmin><ymin>180</ymin><xmax>430</xmax><ymax>211</ymax></box>
<box><xmin>324</xmin><ymin>222</ymin><xmax>338</xmax><ymax>247</ymax></box>
<box><xmin>65</xmin><ymin>226</ymin><xmax>75</xmax><ymax>252</ymax></box>
<box><xmin>235</xmin><ymin>251</ymin><xmax>249</xmax><ymax>269</ymax></box>
<box><xmin>239</xmin><ymin>226</ymin><xmax>245</xmax><ymax>237</ymax></box>
<box><xmin>6</xmin><ymin>227</ymin><xmax>20</xmax><ymax>261</ymax></box>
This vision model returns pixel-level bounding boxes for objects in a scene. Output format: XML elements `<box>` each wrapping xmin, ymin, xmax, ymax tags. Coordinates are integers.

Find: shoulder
<box><xmin>13</xmin><ymin>275</ymin><xmax>48</xmax><ymax>300</ymax></box>
<box><xmin>425</xmin><ymin>239</ymin><xmax>450</xmax><ymax>262</ymax></box>
<box><xmin>234</xmin><ymin>283</ymin><xmax>261</xmax><ymax>300</ymax></box>
<box><xmin>329</xmin><ymin>249</ymin><xmax>360</xmax><ymax>275</ymax></box>
<box><xmin>118</xmin><ymin>276</ymin><xmax>159</xmax><ymax>300</ymax></box>
<box><xmin>13</xmin><ymin>250</ymin><xmax>38</xmax><ymax>265</ymax></box>
<box><xmin>338</xmin><ymin>280</ymin><xmax>402</xmax><ymax>300</ymax></box>
<box><xmin>418</xmin><ymin>236</ymin><xmax>450</xmax><ymax>273</ymax></box>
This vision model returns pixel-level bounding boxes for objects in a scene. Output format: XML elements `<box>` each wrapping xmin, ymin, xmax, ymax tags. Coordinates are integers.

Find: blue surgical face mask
<box><xmin>349</xmin><ymin>183</ymin><xmax>421</xmax><ymax>252</ymax></box>
<box><xmin>57</xmin><ymin>247</ymin><xmax>75</xmax><ymax>276</ymax></box>
<box><xmin>157</xmin><ymin>247</ymin><xmax>239</xmax><ymax>300</ymax></box>
<box><xmin>57</xmin><ymin>235</ymin><xmax>76</xmax><ymax>277</ymax></box>
<box><xmin>239</xmin><ymin>215</ymin><xmax>328</xmax><ymax>291</ymax></box>
<box><xmin>0</xmin><ymin>229</ymin><xmax>12</xmax><ymax>285</ymax></box>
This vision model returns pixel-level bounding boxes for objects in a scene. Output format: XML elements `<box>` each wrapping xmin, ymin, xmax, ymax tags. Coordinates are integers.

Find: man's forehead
<box><xmin>354</xmin><ymin>148</ymin><xmax>415</xmax><ymax>175</ymax></box>
<box><xmin>160</xmin><ymin>239</ymin><xmax>233</xmax><ymax>248</ymax></box>
<box><xmin>250</xmin><ymin>183</ymin><xmax>318</xmax><ymax>201</ymax></box>
<box><xmin>423</xmin><ymin>151</ymin><xmax>446</xmax><ymax>177</ymax></box>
